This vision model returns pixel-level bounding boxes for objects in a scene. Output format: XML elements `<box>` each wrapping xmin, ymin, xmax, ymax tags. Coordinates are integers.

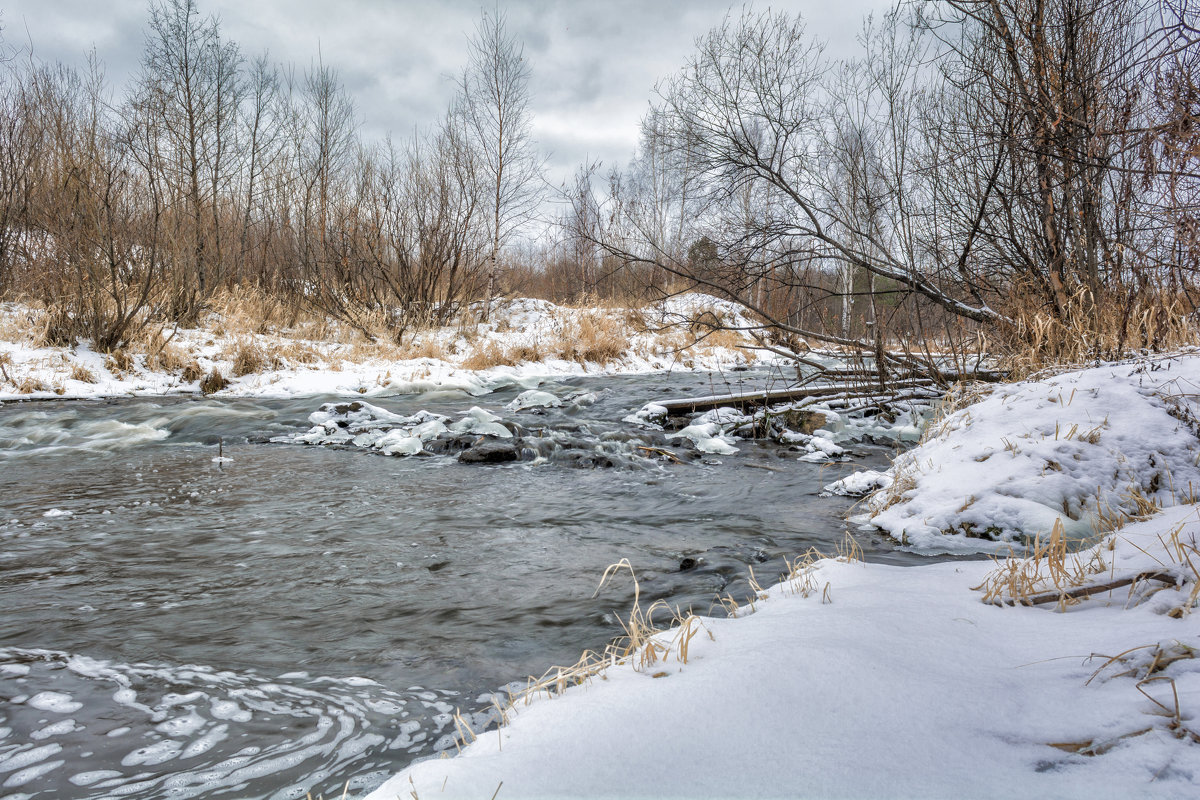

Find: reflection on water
<box><xmin>0</xmin><ymin>370</ymin><xmax>926</xmax><ymax>798</ymax></box>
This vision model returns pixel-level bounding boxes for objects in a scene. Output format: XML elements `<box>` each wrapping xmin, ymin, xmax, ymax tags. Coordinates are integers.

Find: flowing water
<box><xmin>0</xmin><ymin>369</ymin><xmax>931</xmax><ymax>799</ymax></box>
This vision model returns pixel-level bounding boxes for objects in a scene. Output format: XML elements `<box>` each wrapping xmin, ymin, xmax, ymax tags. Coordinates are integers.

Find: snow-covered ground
<box><xmin>858</xmin><ymin>353</ymin><xmax>1200</xmax><ymax>551</ymax></box>
<box><xmin>365</xmin><ymin>354</ymin><xmax>1200</xmax><ymax>800</ymax></box>
<box><xmin>0</xmin><ymin>294</ymin><xmax>774</xmax><ymax>403</ymax></box>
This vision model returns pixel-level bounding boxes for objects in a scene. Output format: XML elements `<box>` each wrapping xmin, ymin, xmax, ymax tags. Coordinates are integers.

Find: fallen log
<box><xmin>656</xmin><ymin>377</ymin><xmax>938</xmax><ymax>416</ymax></box>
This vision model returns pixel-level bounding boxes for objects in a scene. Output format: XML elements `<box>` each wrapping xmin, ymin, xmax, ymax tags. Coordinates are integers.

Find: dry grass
<box><xmin>199</xmin><ymin>368</ymin><xmax>229</xmax><ymax>394</ymax></box>
<box><xmin>460</xmin><ymin>308</ymin><xmax>632</xmax><ymax>369</ymax></box>
<box><xmin>1000</xmin><ymin>287</ymin><xmax>1198</xmax><ymax>379</ymax></box>
<box><xmin>515</xmin><ymin>559</ymin><xmax>709</xmax><ymax>707</ymax></box>
<box><xmin>460</xmin><ymin>338</ymin><xmax>543</xmax><ymax>370</ymax></box>
<box><xmin>104</xmin><ymin>349</ymin><xmax>135</xmax><ymax>377</ymax></box>
<box><xmin>975</xmin><ymin>507</ymin><xmax>1200</xmax><ymax>613</ymax></box>
<box><xmin>207</xmin><ymin>285</ymin><xmax>297</xmax><ymax>336</ymax></box>
<box><xmin>408</xmin><ymin>335</ymin><xmax>450</xmax><ymax>361</ymax></box>
<box><xmin>69</xmin><ymin>364</ymin><xmax>96</xmax><ymax>383</ymax></box>
<box><xmin>181</xmin><ymin>360</ymin><xmax>204</xmax><ymax>383</ymax></box>
<box><xmin>973</xmin><ymin>519</ymin><xmax>1111</xmax><ymax>608</ymax></box>
<box><xmin>0</xmin><ymin>351</ymin><xmax>14</xmax><ymax>386</ymax></box>
<box><xmin>548</xmin><ymin>310</ymin><xmax>630</xmax><ymax>365</ymax></box>
<box><xmin>220</xmin><ymin>338</ymin><xmax>284</xmax><ymax>377</ymax></box>
<box><xmin>0</xmin><ymin>303</ymin><xmax>48</xmax><ymax>345</ymax></box>
<box><xmin>16</xmin><ymin>374</ymin><xmax>47</xmax><ymax>393</ymax></box>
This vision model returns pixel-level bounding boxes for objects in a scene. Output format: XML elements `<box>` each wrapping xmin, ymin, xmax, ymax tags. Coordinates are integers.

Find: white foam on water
<box><xmin>3</xmin><ymin>757</ymin><xmax>66</xmax><ymax>789</ymax></box>
<box><xmin>30</xmin><ymin>719</ymin><xmax>79</xmax><ymax>740</ymax></box>
<box><xmin>1</xmin><ymin>647</ymin><xmax>477</xmax><ymax>799</ymax></box>
<box><xmin>209</xmin><ymin>700</ymin><xmax>252</xmax><ymax>722</ymax></box>
<box><xmin>121</xmin><ymin>739</ymin><xmax>185</xmax><ymax>767</ymax></box>
<box><xmin>0</xmin><ymin>414</ymin><xmax>171</xmax><ymax>458</ymax></box>
<box><xmin>69</xmin><ymin>769</ymin><xmax>124</xmax><ymax>786</ymax></box>
<box><xmin>156</xmin><ymin>711</ymin><xmax>207</xmax><ymax>738</ymax></box>
<box><xmin>27</xmin><ymin>690</ymin><xmax>83</xmax><ymax>713</ymax></box>
<box><xmin>0</xmin><ymin>742</ymin><xmax>64</xmax><ymax>774</ymax></box>
<box><xmin>179</xmin><ymin>724</ymin><xmax>228</xmax><ymax>760</ymax></box>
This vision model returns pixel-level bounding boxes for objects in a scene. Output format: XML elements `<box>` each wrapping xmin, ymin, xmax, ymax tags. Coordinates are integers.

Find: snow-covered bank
<box><xmin>0</xmin><ymin>294</ymin><xmax>775</xmax><ymax>403</ymax></box>
<box><xmin>367</xmin><ymin>504</ymin><xmax>1200</xmax><ymax>800</ymax></box>
<box><xmin>856</xmin><ymin>353</ymin><xmax>1200</xmax><ymax>551</ymax></box>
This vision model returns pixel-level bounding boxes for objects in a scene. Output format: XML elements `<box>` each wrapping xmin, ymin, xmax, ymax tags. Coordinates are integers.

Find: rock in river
<box><xmin>458</xmin><ymin>440</ymin><xmax>524</xmax><ymax>464</ymax></box>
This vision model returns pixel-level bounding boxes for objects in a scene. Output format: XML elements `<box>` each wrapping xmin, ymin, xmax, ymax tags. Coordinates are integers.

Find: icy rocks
<box><xmin>275</xmin><ymin>401</ymin><xmax>518</xmax><ymax>458</ymax></box>
<box><xmin>820</xmin><ymin>470</ymin><xmax>893</xmax><ymax>497</ymax></box>
<box><xmin>669</xmin><ymin>422</ymin><xmax>740</xmax><ymax>455</ymax></box>
<box><xmin>505</xmin><ymin>390</ymin><xmax>562</xmax><ymax>412</ymax></box>
<box><xmin>623</xmin><ymin>403</ymin><xmax>668</xmax><ymax>429</ymax></box>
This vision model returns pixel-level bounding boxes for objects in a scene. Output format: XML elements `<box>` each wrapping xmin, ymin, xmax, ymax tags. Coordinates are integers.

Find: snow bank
<box><xmin>367</xmin><ymin>505</ymin><xmax>1200</xmax><ymax>800</ymax></box>
<box><xmin>859</xmin><ymin>354</ymin><xmax>1200</xmax><ymax>550</ymax></box>
<box><xmin>0</xmin><ymin>293</ymin><xmax>778</xmax><ymax>403</ymax></box>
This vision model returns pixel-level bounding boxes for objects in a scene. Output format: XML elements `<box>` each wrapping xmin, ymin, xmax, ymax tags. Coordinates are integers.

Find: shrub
<box><xmin>200</xmin><ymin>368</ymin><xmax>229</xmax><ymax>394</ymax></box>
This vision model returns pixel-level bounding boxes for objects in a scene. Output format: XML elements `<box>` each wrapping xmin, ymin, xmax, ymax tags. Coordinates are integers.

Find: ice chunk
<box><xmin>821</xmin><ymin>470</ymin><xmax>892</xmax><ymax>497</ymax></box>
<box><xmin>469</xmin><ymin>421</ymin><xmax>514</xmax><ymax>439</ymax></box>
<box><xmin>506</xmin><ymin>390</ymin><xmax>562</xmax><ymax>411</ymax></box>
<box><xmin>379</xmin><ymin>435</ymin><xmax>424</xmax><ymax>456</ymax></box>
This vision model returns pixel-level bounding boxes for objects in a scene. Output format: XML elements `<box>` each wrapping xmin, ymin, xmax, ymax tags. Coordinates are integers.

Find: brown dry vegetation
<box><xmin>997</xmin><ymin>288</ymin><xmax>1199</xmax><ymax>379</ymax></box>
<box><xmin>199</xmin><ymin>368</ymin><xmax>230</xmax><ymax>395</ymax></box>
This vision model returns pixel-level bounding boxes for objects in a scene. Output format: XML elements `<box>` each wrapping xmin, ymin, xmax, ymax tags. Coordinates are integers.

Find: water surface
<box><xmin>0</xmin><ymin>369</ymin><xmax>926</xmax><ymax>798</ymax></box>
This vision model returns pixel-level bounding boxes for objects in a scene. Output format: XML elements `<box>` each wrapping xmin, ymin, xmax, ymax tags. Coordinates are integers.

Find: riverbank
<box><xmin>0</xmin><ymin>293</ymin><xmax>773</xmax><ymax>403</ymax></box>
<box><xmin>366</xmin><ymin>353</ymin><xmax>1200</xmax><ymax>799</ymax></box>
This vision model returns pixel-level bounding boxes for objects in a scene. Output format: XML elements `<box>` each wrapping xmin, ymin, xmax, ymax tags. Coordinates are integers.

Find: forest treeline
<box><xmin>0</xmin><ymin>0</ymin><xmax>1197</xmax><ymax>377</ymax></box>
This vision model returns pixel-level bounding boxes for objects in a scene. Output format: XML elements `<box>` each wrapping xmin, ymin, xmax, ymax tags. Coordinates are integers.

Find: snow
<box><xmin>820</xmin><ymin>469</ymin><xmax>892</xmax><ymax>497</ymax></box>
<box><xmin>365</xmin><ymin>353</ymin><xmax>1200</xmax><ymax>800</ymax></box>
<box><xmin>862</xmin><ymin>354</ymin><xmax>1200</xmax><ymax>549</ymax></box>
<box><xmin>0</xmin><ymin>293</ymin><xmax>777</xmax><ymax>404</ymax></box>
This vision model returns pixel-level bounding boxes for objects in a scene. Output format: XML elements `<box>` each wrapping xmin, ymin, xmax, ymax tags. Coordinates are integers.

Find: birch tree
<box><xmin>456</xmin><ymin>9</ymin><xmax>544</xmax><ymax>318</ymax></box>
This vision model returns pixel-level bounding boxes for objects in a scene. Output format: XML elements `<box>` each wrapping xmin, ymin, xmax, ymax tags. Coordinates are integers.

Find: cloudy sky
<box><xmin>2</xmin><ymin>0</ymin><xmax>890</xmax><ymax>185</ymax></box>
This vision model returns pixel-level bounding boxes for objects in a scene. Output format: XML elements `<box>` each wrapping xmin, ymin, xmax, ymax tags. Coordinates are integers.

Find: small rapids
<box><xmin>0</xmin><ymin>369</ymin><xmax>931</xmax><ymax>798</ymax></box>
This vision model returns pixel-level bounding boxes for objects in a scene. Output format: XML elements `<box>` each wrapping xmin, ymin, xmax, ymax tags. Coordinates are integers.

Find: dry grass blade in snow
<box><xmin>976</xmin><ymin>514</ymin><xmax>1200</xmax><ymax>613</ymax></box>
<box><xmin>518</xmin><ymin>559</ymin><xmax>710</xmax><ymax>705</ymax></box>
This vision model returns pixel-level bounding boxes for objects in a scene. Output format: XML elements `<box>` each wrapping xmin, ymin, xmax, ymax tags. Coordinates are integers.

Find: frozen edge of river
<box><xmin>365</xmin><ymin>356</ymin><xmax>1200</xmax><ymax>800</ymax></box>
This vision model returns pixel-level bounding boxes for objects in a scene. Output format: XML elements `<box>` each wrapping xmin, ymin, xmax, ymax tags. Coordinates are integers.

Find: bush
<box><xmin>200</xmin><ymin>368</ymin><xmax>229</xmax><ymax>394</ymax></box>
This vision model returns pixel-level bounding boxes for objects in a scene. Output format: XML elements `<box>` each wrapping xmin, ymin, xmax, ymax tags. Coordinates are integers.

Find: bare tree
<box><xmin>135</xmin><ymin>0</ymin><xmax>242</xmax><ymax>317</ymax></box>
<box><xmin>456</xmin><ymin>8</ymin><xmax>544</xmax><ymax>318</ymax></box>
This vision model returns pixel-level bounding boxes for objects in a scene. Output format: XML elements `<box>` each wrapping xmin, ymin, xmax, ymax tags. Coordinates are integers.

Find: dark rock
<box><xmin>425</xmin><ymin>434</ymin><xmax>481</xmax><ymax>455</ymax></box>
<box><xmin>458</xmin><ymin>440</ymin><xmax>523</xmax><ymax>464</ymax></box>
<box><xmin>777</xmin><ymin>408</ymin><xmax>828</xmax><ymax>434</ymax></box>
<box><xmin>555</xmin><ymin>449</ymin><xmax>621</xmax><ymax>469</ymax></box>
<box><xmin>426</xmin><ymin>561</ymin><xmax>450</xmax><ymax>572</ymax></box>
<box><xmin>679</xmin><ymin>557</ymin><xmax>698</xmax><ymax>571</ymax></box>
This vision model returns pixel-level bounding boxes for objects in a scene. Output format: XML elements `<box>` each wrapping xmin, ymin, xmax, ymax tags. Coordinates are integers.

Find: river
<box><xmin>0</xmin><ymin>368</ymin><xmax>929</xmax><ymax>799</ymax></box>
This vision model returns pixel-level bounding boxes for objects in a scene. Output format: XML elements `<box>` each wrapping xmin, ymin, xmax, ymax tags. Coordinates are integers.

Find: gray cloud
<box><xmin>2</xmin><ymin>0</ymin><xmax>890</xmax><ymax>184</ymax></box>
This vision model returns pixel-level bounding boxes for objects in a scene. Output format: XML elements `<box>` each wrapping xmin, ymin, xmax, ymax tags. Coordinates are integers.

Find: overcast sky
<box><xmin>1</xmin><ymin>1</ymin><xmax>891</xmax><ymax>185</ymax></box>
